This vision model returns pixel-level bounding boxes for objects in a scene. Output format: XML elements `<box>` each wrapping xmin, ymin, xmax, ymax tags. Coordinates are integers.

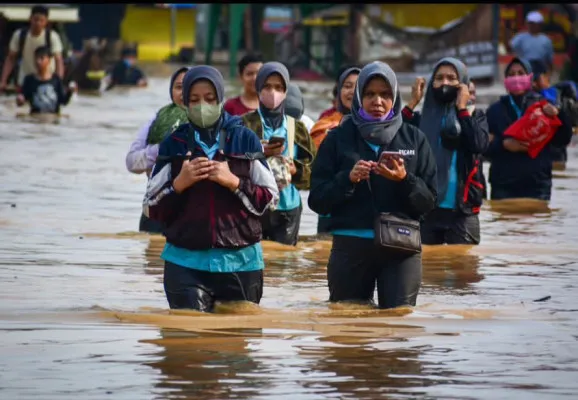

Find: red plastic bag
<box><xmin>504</xmin><ymin>100</ymin><xmax>563</xmax><ymax>158</ymax></box>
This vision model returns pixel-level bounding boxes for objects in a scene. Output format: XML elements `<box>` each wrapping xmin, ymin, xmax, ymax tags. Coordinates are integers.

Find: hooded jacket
<box><xmin>308</xmin><ymin>62</ymin><xmax>437</xmax><ymax>229</ymax></box>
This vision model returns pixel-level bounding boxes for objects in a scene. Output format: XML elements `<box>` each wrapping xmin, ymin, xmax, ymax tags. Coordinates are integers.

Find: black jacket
<box><xmin>485</xmin><ymin>94</ymin><xmax>573</xmax><ymax>199</ymax></box>
<box><xmin>401</xmin><ymin>106</ymin><xmax>489</xmax><ymax>214</ymax></box>
<box><xmin>308</xmin><ymin>118</ymin><xmax>437</xmax><ymax>231</ymax></box>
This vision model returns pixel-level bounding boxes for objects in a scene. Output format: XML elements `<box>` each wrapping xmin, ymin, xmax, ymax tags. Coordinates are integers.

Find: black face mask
<box><xmin>432</xmin><ymin>85</ymin><xmax>459</xmax><ymax>103</ymax></box>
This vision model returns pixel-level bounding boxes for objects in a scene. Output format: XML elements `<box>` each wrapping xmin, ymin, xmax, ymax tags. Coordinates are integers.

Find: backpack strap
<box><xmin>286</xmin><ymin>115</ymin><xmax>296</xmax><ymax>159</ymax></box>
<box><xmin>46</xmin><ymin>28</ymin><xmax>52</xmax><ymax>51</ymax></box>
<box><xmin>18</xmin><ymin>28</ymin><xmax>28</xmax><ymax>61</ymax></box>
<box><xmin>218</xmin><ymin>128</ymin><xmax>228</xmax><ymax>152</ymax></box>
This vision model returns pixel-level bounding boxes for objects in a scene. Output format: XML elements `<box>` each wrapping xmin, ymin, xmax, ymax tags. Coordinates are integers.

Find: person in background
<box><xmin>285</xmin><ymin>83</ymin><xmax>315</xmax><ymax>132</ymax></box>
<box><xmin>308</xmin><ymin>61</ymin><xmax>437</xmax><ymax>309</ymax></box>
<box><xmin>105</xmin><ymin>47</ymin><xmax>147</xmax><ymax>90</ymax></box>
<box><xmin>0</xmin><ymin>5</ymin><xmax>64</xmax><ymax>91</ymax></box>
<box><xmin>318</xmin><ymin>84</ymin><xmax>338</xmax><ymax>120</ymax></box>
<box><xmin>143</xmin><ymin>65</ymin><xmax>279</xmax><ymax>312</ymax></box>
<box><xmin>510</xmin><ymin>11</ymin><xmax>554</xmax><ymax>70</ymax></box>
<box><xmin>126</xmin><ymin>67</ymin><xmax>189</xmax><ymax>233</ymax></box>
<box><xmin>310</xmin><ymin>67</ymin><xmax>361</xmax><ymax>149</ymax></box>
<box><xmin>402</xmin><ymin>58</ymin><xmax>489</xmax><ymax>245</ymax></box>
<box><xmin>16</xmin><ymin>46</ymin><xmax>74</xmax><ymax>114</ymax></box>
<box><xmin>309</xmin><ymin>67</ymin><xmax>361</xmax><ymax>235</ymax></box>
<box><xmin>530</xmin><ymin>59</ymin><xmax>578</xmax><ymax>168</ymax></box>
<box><xmin>241</xmin><ymin>62</ymin><xmax>316</xmax><ymax>246</ymax></box>
<box><xmin>485</xmin><ymin>58</ymin><xmax>573</xmax><ymax>201</ymax></box>
<box><xmin>224</xmin><ymin>52</ymin><xmax>264</xmax><ymax>116</ymax></box>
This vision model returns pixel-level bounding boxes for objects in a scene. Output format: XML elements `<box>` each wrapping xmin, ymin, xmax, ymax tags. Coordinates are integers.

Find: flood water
<box><xmin>1</xmin><ymin>70</ymin><xmax>578</xmax><ymax>399</ymax></box>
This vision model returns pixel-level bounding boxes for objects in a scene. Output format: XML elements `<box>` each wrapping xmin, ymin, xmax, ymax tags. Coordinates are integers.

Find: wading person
<box><xmin>308</xmin><ymin>61</ymin><xmax>437</xmax><ymax>309</ymax></box>
<box><xmin>224</xmin><ymin>52</ymin><xmax>264</xmax><ymax>116</ymax></box>
<box><xmin>16</xmin><ymin>46</ymin><xmax>74</xmax><ymax>115</ymax></box>
<box><xmin>105</xmin><ymin>47</ymin><xmax>147</xmax><ymax>89</ymax></box>
<box><xmin>126</xmin><ymin>67</ymin><xmax>188</xmax><ymax>233</ymax></box>
<box><xmin>144</xmin><ymin>66</ymin><xmax>279</xmax><ymax>312</ymax></box>
<box><xmin>0</xmin><ymin>5</ymin><xmax>64</xmax><ymax>91</ymax></box>
<box><xmin>241</xmin><ymin>62</ymin><xmax>316</xmax><ymax>246</ymax></box>
<box><xmin>485</xmin><ymin>58</ymin><xmax>573</xmax><ymax>201</ymax></box>
<box><xmin>401</xmin><ymin>58</ymin><xmax>489</xmax><ymax>245</ymax></box>
<box><xmin>310</xmin><ymin>67</ymin><xmax>361</xmax><ymax>149</ymax></box>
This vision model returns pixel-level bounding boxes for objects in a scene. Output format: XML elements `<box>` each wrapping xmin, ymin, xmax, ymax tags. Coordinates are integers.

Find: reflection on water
<box><xmin>1</xmin><ymin>72</ymin><xmax>578</xmax><ymax>399</ymax></box>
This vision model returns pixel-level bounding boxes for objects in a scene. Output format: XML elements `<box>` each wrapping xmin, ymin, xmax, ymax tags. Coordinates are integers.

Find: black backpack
<box><xmin>17</xmin><ymin>28</ymin><xmax>52</xmax><ymax>61</ymax></box>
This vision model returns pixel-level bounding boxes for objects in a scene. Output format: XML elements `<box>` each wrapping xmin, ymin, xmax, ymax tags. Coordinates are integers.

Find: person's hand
<box><xmin>374</xmin><ymin>157</ymin><xmax>407</xmax><ymax>182</ymax></box>
<box><xmin>263</xmin><ymin>141</ymin><xmax>285</xmax><ymax>157</ymax></box>
<box><xmin>288</xmin><ymin>159</ymin><xmax>297</xmax><ymax>175</ymax></box>
<box><xmin>68</xmin><ymin>81</ymin><xmax>78</xmax><ymax>93</ymax></box>
<box><xmin>456</xmin><ymin>83</ymin><xmax>470</xmax><ymax>110</ymax></box>
<box><xmin>503</xmin><ymin>138</ymin><xmax>529</xmax><ymax>153</ymax></box>
<box><xmin>408</xmin><ymin>77</ymin><xmax>426</xmax><ymax>110</ymax></box>
<box><xmin>137</xmin><ymin>79</ymin><xmax>148</xmax><ymax>87</ymax></box>
<box><xmin>542</xmin><ymin>103</ymin><xmax>559</xmax><ymax>117</ymax></box>
<box><xmin>16</xmin><ymin>94</ymin><xmax>25</xmax><ymax>106</ymax></box>
<box><xmin>208</xmin><ymin>160</ymin><xmax>240</xmax><ymax>191</ymax></box>
<box><xmin>349</xmin><ymin>160</ymin><xmax>375</xmax><ymax>183</ymax></box>
<box><xmin>173</xmin><ymin>154</ymin><xmax>213</xmax><ymax>193</ymax></box>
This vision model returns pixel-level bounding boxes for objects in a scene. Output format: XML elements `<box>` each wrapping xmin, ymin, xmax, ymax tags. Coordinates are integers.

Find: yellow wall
<box><xmin>380</xmin><ymin>4</ymin><xmax>478</xmax><ymax>29</ymax></box>
<box><xmin>120</xmin><ymin>5</ymin><xmax>196</xmax><ymax>61</ymax></box>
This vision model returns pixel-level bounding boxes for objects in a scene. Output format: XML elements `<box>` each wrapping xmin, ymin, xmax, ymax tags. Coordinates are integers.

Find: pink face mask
<box><xmin>504</xmin><ymin>74</ymin><xmax>533</xmax><ymax>94</ymax></box>
<box><xmin>260</xmin><ymin>90</ymin><xmax>286</xmax><ymax>109</ymax></box>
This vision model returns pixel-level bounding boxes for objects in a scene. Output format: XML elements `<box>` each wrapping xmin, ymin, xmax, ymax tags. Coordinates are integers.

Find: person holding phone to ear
<box><xmin>401</xmin><ymin>58</ymin><xmax>489</xmax><ymax>245</ymax></box>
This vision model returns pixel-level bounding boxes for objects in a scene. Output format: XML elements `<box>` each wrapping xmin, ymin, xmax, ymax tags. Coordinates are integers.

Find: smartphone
<box><xmin>378</xmin><ymin>151</ymin><xmax>402</xmax><ymax>164</ymax></box>
<box><xmin>268</xmin><ymin>136</ymin><xmax>286</xmax><ymax>146</ymax></box>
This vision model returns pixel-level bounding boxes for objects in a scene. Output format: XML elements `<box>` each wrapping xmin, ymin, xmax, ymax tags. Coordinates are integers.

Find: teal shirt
<box><xmin>162</xmin><ymin>132</ymin><xmax>264</xmax><ymax>272</ymax></box>
<box><xmin>161</xmin><ymin>243</ymin><xmax>265</xmax><ymax>272</ymax></box>
<box><xmin>438</xmin><ymin>116</ymin><xmax>458</xmax><ymax>209</ymax></box>
<box><xmin>258</xmin><ymin>109</ymin><xmax>301</xmax><ymax>212</ymax></box>
<box><xmin>331</xmin><ymin>139</ymin><xmax>378</xmax><ymax>239</ymax></box>
<box><xmin>439</xmin><ymin>151</ymin><xmax>458</xmax><ymax>209</ymax></box>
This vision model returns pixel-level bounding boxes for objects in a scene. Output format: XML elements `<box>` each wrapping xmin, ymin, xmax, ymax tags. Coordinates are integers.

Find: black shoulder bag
<box><xmin>367</xmin><ymin>179</ymin><xmax>422</xmax><ymax>255</ymax></box>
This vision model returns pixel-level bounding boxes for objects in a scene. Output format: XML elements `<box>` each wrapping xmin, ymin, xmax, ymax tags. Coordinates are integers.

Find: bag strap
<box><xmin>18</xmin><ymin>28</ymin><xmax>27</xmax><ymax>61</ymax></box>
<box><xmin>286</xmin><ymin>115</ymin><xmax>296</xmax><ymax>159</ymax></box>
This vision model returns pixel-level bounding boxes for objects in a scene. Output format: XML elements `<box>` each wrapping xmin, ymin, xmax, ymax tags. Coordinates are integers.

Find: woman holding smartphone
<box><xmin>241</xmin><ymin>62</ymin><xmax>316</xmax><ymax>246</ymax></box>
<box><xmin>308</xmin><ymin>61</ymin><xmax>437</xmax><ymax>309</ymax></box>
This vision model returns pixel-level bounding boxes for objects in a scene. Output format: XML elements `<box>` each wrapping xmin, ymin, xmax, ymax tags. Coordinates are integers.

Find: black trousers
<box><xmin>139</xmin><ymin>213</ymin><xmax>163</xmax><ymax>234</ymax></box>
<box><xmin>327</xmin><ymin>235</ymin><xmax>422</xmax><ymax>309</ymax></box>
<box><xmin>261</xmin><ymin>204</ymin><xmax>302</xmax><ymax>246</ymax></box>
<box><xmin>421</xmin><ymin>208</ymin><xmax>481</xmax><ymax>245</ymax></box>
<box><xmin>163</xmin><ymin>261</ymin><xmax>263</xmax><ymax>313</ymax></box>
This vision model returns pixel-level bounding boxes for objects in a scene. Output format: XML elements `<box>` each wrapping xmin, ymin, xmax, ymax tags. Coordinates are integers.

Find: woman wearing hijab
<box><xmin>401</xmin><ymin>58</ymin><xmax>489</xmax><ymax>245</ymax></box>
<box><xmin>310</xmin><ymin>67</ymin><xmax>361</xmax><ymax>149</ymax></box>
<box><xmin>126</xmin><ymin>67</ymin><xmax>189</xmax><ymax>233</ymax></box>
<box><xmin>485</xmin><ymin>57</ymin><xmax>573</xmax><ymax>201</ymax></box>
<box><xmin>308</xmin><ymin>61</ymin><xmax>437</xmax><ymax>309</ymax></box>
<box><xmin>241</xmin><ymin>62</ymin><xmax>316</xmax><ymax>246</ymax></box>
<box><xmin>143</xmin><ymin>66</ymin><xmax>279</xmax><ymax>313</ymax></box>
<box><xmin>284</xmin><ymin>83</ymin><xmax>316</xmax><ymax>132</ymax></box>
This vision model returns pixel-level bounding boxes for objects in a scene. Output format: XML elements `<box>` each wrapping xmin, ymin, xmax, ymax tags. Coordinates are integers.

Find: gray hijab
<box><xmin>350</xmin><ymin>61</ymin><xmax>403</xmax><ymax>146</ymax></box>
<box><xmin>418</xmin><ymin>57</ymin><xmax>469</xmax><ymax>202</ymax></box>
<box><xmin>336</xmin><ymin>67</ymin><xmax>361</xmax><ymax>114</ymax></box>
<box><xmin>285</xmin><ymin>83</ymin><xmax>304</xmax><ymax>119</ymax></box>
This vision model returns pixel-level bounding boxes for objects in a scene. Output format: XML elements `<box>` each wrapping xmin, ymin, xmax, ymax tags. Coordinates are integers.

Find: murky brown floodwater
<box><xmin>1</xmin><ymin>69</ymin><xmax>578</xmax><ymax>399</ymax></box>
